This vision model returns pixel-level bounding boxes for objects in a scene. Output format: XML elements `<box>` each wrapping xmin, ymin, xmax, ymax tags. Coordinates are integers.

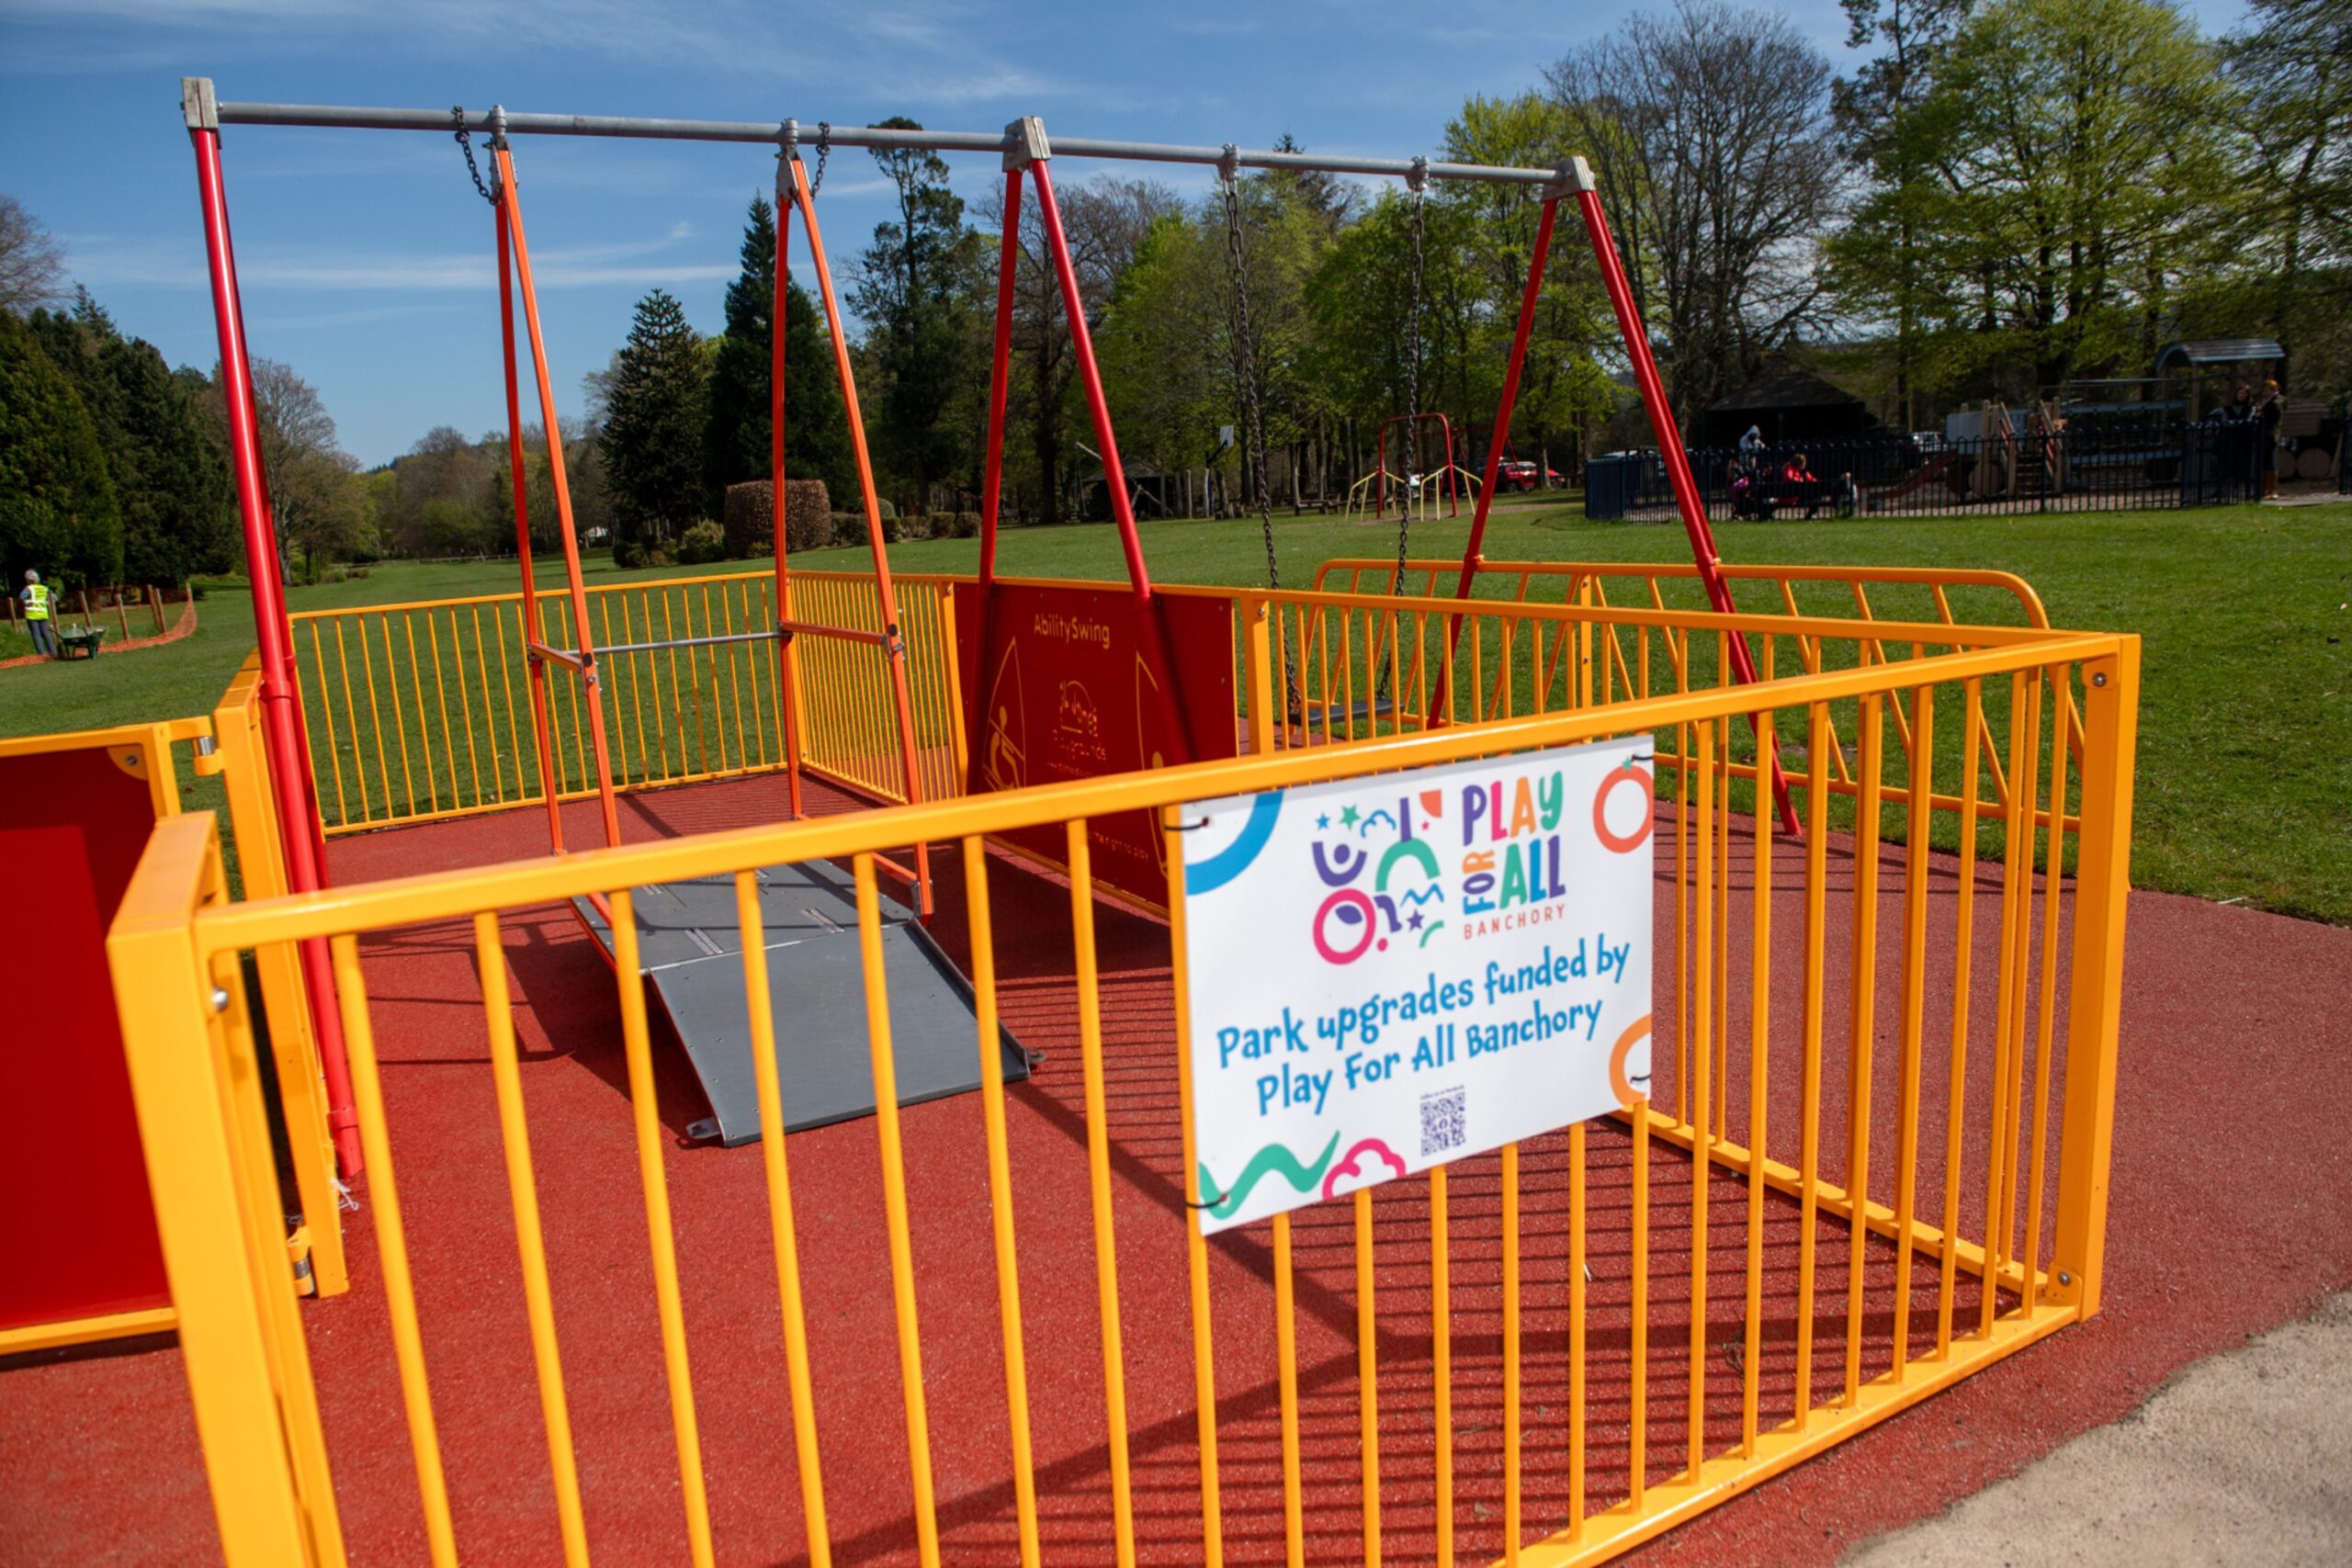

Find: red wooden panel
<box><xmin>957</xmin><ymin>583</ymin><xmax>1236</xmax><ymax>904</ymax></box>
<box><xmin>0</xmin><ymin>747</ymin><xmax>170</xmax><ymax>1332</ymax></box>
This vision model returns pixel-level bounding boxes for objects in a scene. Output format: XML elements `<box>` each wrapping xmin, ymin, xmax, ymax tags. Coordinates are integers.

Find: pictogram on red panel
<box><xmin>957</xmin><ymin>582</ymin><xmax>1236</xmax><ymax>905</ymax></box>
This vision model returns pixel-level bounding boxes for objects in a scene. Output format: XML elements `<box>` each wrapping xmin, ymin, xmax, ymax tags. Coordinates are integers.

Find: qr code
<box><xmin>1420</xmin><ymin>1087</ymin><xmax>1466</xmax><ymax>1158</ymax></box>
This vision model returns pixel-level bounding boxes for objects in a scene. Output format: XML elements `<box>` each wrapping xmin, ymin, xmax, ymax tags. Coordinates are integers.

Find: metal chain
<box><xmin>453</xmin><ymin>107</ymin><xmax>494</xmax><ymax>204</ymax></box>
<box><xmin>809</xmin><ymin>121</ymin><xmax>831</xmax><ymax>197</ymax></box>
<box><xmin>1220</xmin><ymin>155</ymin><xmax>1300</xmax><ymax>715</ymax></box>
<box><xmin>1396</xmin><ymin>164</ymin><xmax>1428</xmax><ymax>593</ymax></box>
<box><xmin>1219</xmin><ymin>167</ymin><xmax>1277</xmax><ymax>589</ymax></box>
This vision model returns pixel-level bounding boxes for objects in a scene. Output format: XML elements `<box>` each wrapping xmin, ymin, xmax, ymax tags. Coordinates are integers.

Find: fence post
<box><xmin>2048</xmin><ymin>638</ymin><xmax>2141</xmax><ymax>1318</ymax></box>
<box><xmin>108</xmin><ymin>815</ymin><xmax>334</xmax><ymax>1564</ymax></box>
<box><xmin>1242</xmin><ymin>593</ymin><xmax>1276</xmax><ymax>756</ymax></box>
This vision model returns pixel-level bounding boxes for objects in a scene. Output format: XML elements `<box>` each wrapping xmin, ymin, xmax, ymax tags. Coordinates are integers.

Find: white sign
<box><xmin>1178</xmin><ymin>738</ymin><xmax>1654</xmax><ymax>1234</ymax></box>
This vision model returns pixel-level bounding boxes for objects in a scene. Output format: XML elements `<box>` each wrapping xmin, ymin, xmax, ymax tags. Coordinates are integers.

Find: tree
<box><xmin>703</xmin><ymin>194</ymin><xmax>853</xmax><ymax>523</ymax></box>
<box><xmin>2224</xmin><ymin>0</ymin><xmax>2352</xmax><ymax>363</ymax></box>
<box><xmin>201</xmin><ymin>357</ymin><xmax>368</xmax><ymax>581</ymax></box>
<box><xmin>849</xmin><ymin>119</ymin><xmax>985</xmax><ymax>513</ymax></box>
<box><xmin>982</xmin><ymin>174</ymin><xmax>1178</xmax><ymax>525</ymax></box>
<box><xmin>1885</xmin><ymin>0</ymin><xmax>2239</xmax><ymax>391</ymax></box>
<box><xmin>0</xmin><ymin>195</ymin><xmax>66</xmax><ymax>317</ymax></box>
<box><xmin>0</xmin><ymin>308</ymin><xmax>122</xmax><ymax>587</ymax></box>
<box><xmin>1829</xmin><ymin>0</ymin><xmax>1976</xmax><ymax>425</ymax></box>
<box><xmin>599</xmin><ymin>288</ymin><xmax>708</xmax><ymax>555</ymax></box>
<box><xmin>29</xmin><ymin>290</ymin><xmax>239</xmax><ymax>585</ymax></box>
<box><xmin>1441</xmin><ymin>94</ymin><xmax>1620</xmax><ymax>471</ymax></box>
<box><xmin>1548</xmin><ymin>0</ymin><xmax>1841</xmax><ymax>427</ymax></box>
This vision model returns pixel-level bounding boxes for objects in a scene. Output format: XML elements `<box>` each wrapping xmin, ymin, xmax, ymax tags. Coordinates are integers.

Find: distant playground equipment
<box><xmin>1345</xmin><ymin>412</ymin><xmax>1482</xmax><ymax>523</ymax></box>
<box><xmin>44</xmin><ymin>84</ymin><xmax>2150</xmax><ymax>1568</ymax></box>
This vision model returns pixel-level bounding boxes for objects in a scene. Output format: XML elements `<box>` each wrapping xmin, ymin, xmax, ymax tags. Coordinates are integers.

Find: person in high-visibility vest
<box><xmin>19</xmin><ymin>570</ymin><xmax>59</xmax><ymax>658</ymax></box>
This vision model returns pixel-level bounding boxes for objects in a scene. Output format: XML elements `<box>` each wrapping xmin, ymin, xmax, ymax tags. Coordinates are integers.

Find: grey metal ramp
<box><xmin>574</xmin><ymin>863</ymin><xmax>1027</xmax><ymax>1145</ymax></box>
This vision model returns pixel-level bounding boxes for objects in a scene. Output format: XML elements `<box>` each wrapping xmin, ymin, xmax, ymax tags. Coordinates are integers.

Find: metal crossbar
<box><xmin>200</xmin><ymin>93</ymin><xmax>1592</xmax><ymax>189</ymax></box>
<box><xmin>534</xmin><ymin>628</ymin><xmax>785</xmax><ymax>660</ymax></box>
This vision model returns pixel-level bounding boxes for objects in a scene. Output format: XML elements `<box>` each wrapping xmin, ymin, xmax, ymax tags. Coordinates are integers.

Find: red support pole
<box><xmin>770</xmin><ymin>163</ymin><xmax>806</xmax><ymax>822</ymax></box>
<box><xmin>1030</xmin><ymin>160</ymin><xmax>1154</xmax><ymax>603</ymax></box>
<box><xmin>978</xmin><ymin>167</ymin><xmax>1022</xmax><ymax>591</ymax></box>
<box><xmin>967</xmin><ymin>167</ymin><xmax>1023</xmax><ymax>791</ymax></box>
<box><xmin>1574</xmin><ymin>185</ymin><xmax>1798</xmax><ymax>834</ymax></box>
<box><xmin>1428</xmin><ymin>197</ymin><xmax>1559</xmax><ymax>728</ymax></box>
<box><xmin>187</xmin><ymin>113</ymin><xmax>363</xmax><ymax>1178</ymax></box>
<box><xmin>496</xmin><ymin>189</ymin><xmax>569</xmax><ymax>855</ymax></box>
<box><xmin>1030</xmin><ymin>156</ymin><xmax>1196</xmax><ymax>763</ymax></box>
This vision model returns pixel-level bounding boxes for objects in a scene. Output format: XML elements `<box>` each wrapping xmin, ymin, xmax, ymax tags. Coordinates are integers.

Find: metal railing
<box><xmin>1293</xmin><ymin>561</ymin><xmax>2083</xmax><ymax>833</ymax></box>
<box><xmin>289</xmin><ymin>570</ymin><xmax>963</xmax><ymax>834</ymax></box>
<box><xmin>1588</xmin><ymin>427</ymin><xmax>2266</xmax><ymax>520</ymax></box>
<box><xmin>290</xmin><ymin>561</ymin><xmax>2074</xmax><ymax>844</ymax></box>
<box><xmin>110</xmin><ymin>597</ymin><xmax>2138</xmax><ymax>1566</ymax></box>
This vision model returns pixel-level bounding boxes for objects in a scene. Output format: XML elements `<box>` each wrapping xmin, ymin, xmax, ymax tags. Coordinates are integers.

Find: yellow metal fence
<box><xmin>112</xmin><ymin>593</ymin><xmax>2138</xmax><ymax>1566</ymax></box>
<box><xmin>289</xmin><ymin>570</ymin><xmax>962</xmax><ymax>835</ymax></box>
<box><xmin>288</xmin><ymin>562</ymin><xmax>2070</xmax><ymax>846</ymax></box>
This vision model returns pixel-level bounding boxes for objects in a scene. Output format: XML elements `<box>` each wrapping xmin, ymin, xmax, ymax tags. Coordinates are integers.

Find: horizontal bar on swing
<box><xmin>206</xmin><ymin>94</ymin><xmax>1590</xmax><ymax>187</ymax></box>
<box><xmin>536</xmin><ymin>629</ymin><xmax>786</xmax><ymax>660</ymax></box>
<box><xmin>777</xmin><ymin>618</ymin><xmax>891</xmax><ymax>649</ymax></box>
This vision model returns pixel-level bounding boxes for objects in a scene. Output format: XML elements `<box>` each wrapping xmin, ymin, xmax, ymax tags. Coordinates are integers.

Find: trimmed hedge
<box><xmin>722</xmin><ymin>479</ymin><xmax>832</xmax><ymax>558</ymax></box>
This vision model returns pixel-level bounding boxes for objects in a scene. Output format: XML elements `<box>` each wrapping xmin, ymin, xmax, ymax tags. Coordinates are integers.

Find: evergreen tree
<box><xmin>704</xmin><ymin>194</ymin><xmax>852</xmax><ymax>519</ymax></box>
<box><xmin>108</xmin><ymin>335</ymin><xmax>237</xmax><ymax>583</ymax></box>
<box><xmin>0</xmin><ymin>308</ymin><xmax>122</xmax><ymax>586</ymax></box>
<box><xmin>850</xmin><ymin>119</ymin><xmax>984</xmax><ymax>513</ymax></box>
<box><xmin>599</xmin><ymin>288</ymin><xmax>708</xmax><ymax>555</ymax></box>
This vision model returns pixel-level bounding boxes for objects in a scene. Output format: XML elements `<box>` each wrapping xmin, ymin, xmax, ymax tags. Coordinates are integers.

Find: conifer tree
<box><xmin>0</xmin><ymin>308</ymin><xmax>122</xmax><ymax>586</ymax></box>
<box><xmin>599</xmin><ymin>288</ymin><xmax>708</xmax><ymax>555</ymax></box>
<box><xmin>705</xmin><ymin>194</ymin><xmax>853</xmax><ymax>520</ymax></box>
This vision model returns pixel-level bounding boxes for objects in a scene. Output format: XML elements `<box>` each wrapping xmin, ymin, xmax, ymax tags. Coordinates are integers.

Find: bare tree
<box><xmin>0</xmin><ymin>195</ymin><xmax>68</xmax><ymax>316</ymax></box>
<box><xmin>1547</xmin><ymin>0</ymin><xmax>1840</xmax><ymax>428</ymax></box>
<box><xmin>977</xmin><ymin>175</ymin><xmax>1178</xmax><ymax>525</ymax></box>
<box><xmin>202</xmin><ymin>356</ymin><xmax>367</xmax><ymax>580</ymax></box>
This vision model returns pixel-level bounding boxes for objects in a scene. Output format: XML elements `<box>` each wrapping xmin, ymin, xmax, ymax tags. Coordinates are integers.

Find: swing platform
<box><xmin>573</xmin><ymin>859</ymin><xmax>1028</xmax><ymax>1145</ymax></box>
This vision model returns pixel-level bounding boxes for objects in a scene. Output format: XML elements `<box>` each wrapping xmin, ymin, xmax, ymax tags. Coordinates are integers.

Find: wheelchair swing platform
<box><xmin>575</xmin><ymin>858</ymin><xmax>1028</xmax><ymax>1145</ymax></box>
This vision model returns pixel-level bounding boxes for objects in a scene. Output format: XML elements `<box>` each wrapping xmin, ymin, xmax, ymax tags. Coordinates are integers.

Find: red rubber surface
<box><xmin>3</xmin><ymin>772</ymin><xmax>2346</xmax><ymax>1566</ymax></box>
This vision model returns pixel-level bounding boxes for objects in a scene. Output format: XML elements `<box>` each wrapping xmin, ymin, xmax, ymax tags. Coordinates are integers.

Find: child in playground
<box><xmin>1728</xmin><ymin>460</ymin><xmax>1772</xmax><ymax>521</ymax></box>
<box><xmin>1781</xmin><ymin>452</ymin><xmax>1823</xmax><ymax>519</ymax></box>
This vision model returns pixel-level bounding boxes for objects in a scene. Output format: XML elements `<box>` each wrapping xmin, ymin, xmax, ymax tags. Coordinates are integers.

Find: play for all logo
<box><xmin>1178</xmin><ymin>738</ymin><xmax>1655</xmax><ymax>1235</ymax></box>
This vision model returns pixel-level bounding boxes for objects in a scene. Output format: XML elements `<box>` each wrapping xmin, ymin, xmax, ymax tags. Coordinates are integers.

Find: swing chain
<box><xmin>1396</xmin><ymin>160</ymin><xmax>1429</xmax><ymax>592</ymax></box>
<box><xmin>1218</xmin><ymin>154</ymin><xmax>1276</xmax><ymax>590</ymax></box>
<box><xmin>1219</xmin><ymin>149</ymin><xmax>1301</xmax><ymax>716</ymax></box>
<box><xmin>809</xmin><ymin>121</ymin><xmax>831</xmax><ymax>197</ymax></box>
<box><xmin>452</xmin><ymin>106</ymin><xmax>494</xmax><ymax>205</ymax></box>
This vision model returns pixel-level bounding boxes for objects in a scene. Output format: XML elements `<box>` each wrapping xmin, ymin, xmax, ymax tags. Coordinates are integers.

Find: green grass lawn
<box><xmin>6</xmin><ymin>499</ymin><xmax>2345</xmax><ymax>923</ymax></box>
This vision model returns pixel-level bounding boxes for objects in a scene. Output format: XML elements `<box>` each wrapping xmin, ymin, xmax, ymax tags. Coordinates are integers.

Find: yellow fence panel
<box><xmin>289</xmin><ymin>570</ymin><xmax>966</xmax><ymax>835</ymax></box>
<box><xmin>118</xmin><ymin>594</ymin><xmax>2138</xmax><ymax>1567</ymax></box>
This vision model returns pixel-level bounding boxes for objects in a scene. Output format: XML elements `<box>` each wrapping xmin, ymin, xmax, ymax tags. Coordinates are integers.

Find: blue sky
<box><xmin>3</xmin><ymin>0</ymin><xmax>2252</xmax><ymax>467</ymax></box>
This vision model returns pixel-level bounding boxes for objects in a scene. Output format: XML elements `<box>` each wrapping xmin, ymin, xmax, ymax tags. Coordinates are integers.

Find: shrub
<box><xmin>614</xmin><ymin>537</ymin><xmax>648</xmax><ymax>569</ymax></box>
<box><xmin>932</xmin><ymin>511</ymin><xmax>981</xmax><ymax>540</ymax></box>
<box><xmin>722</xmin><ymin>479</ymin><xmax>832</xmax><ymax>558</ymax></box>
<box><xmin>887</xmin><ymin>513</ymin><xmax>932</xmax><ymax>544</ymax></box>
<box><xmin>679</xmin><ymin>520</ymin><xmax>727</xmax><ymax>565</ymax></box>
<box><xmin>831</xmin><ymin>510</ymin><xmax>868</xmax><ymax>548</ymax></box>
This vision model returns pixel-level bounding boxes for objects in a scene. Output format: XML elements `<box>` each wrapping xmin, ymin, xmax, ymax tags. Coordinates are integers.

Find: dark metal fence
<box><xmin>1588</xmin><ymin>423</ymin><xmax>2267</xmax><ymax>521</ymax></box>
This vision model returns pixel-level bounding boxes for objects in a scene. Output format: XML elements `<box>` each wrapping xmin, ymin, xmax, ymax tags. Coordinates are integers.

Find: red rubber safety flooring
<box><xmin>3</xmin><ymin>771</ymin><xmax>2348</xmax><ymax>1567</ymax></box>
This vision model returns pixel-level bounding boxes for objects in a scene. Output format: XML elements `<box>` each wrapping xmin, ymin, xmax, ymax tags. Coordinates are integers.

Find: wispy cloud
<box><xmin>65</xmin><ymin>228</ymin><xmax>733</xmax><ymax>292</ymax></box>
<box><xmin>5</xmin><ymin>0</ymin><xmax>1091</xmax><ymax>108</ymax></box>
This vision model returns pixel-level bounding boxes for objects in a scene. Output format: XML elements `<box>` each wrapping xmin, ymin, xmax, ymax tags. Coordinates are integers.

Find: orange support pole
<box><xmin>784</xmin><ymin>150</ymin><xmax>931</xmax><ymax>913</ymax></box>
<box><xmin>495</xmin><ymin>140</ymin><xmax>623</xmax><ymax>852</ymax></box>
<box><xmin>494</xmin><ymin>176</ymin><xmax>568</xmax><ymax>856</ymax></box>
<box><xmin>770</xmin><ymin>155</ymin><xmax>807</xmax><ymax>824</ymax></box>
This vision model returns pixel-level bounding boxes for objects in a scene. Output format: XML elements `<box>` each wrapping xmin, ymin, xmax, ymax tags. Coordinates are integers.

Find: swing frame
<box><xmin>182</xmin><ymin>91</ymin><xmax>1801</xmax><ymax>1156</ymax></box>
